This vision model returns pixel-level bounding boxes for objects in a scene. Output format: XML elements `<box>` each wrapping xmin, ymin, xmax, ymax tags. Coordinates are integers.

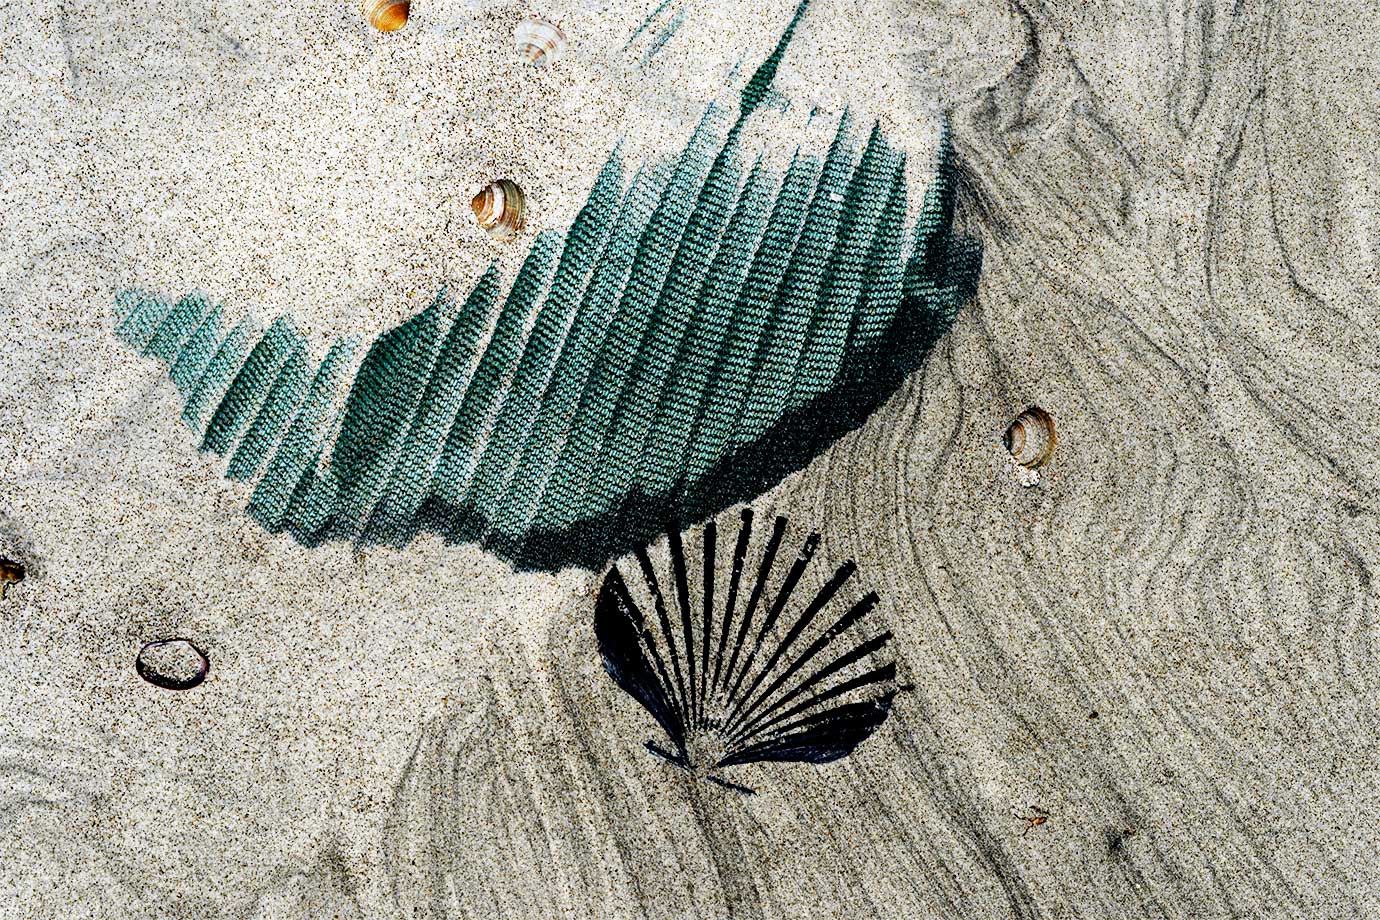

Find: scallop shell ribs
<box><xmin>595</xmin><ymin>509</ymin><xmax>902</xmax><ymax>793</ymax></box>
<box><xmin>364</xmin><ymin>0</ymin><xmax>409</xmax><ymax>32</ymax></box>
<box><xmin>513</xmin><ymin>17</ymin><xmax>568</xmax><ymax>67</ymax></box>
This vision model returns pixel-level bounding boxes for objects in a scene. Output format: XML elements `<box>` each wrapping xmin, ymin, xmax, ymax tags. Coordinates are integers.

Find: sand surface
<box><xmin>2</xmin><ymin>0</ymin><xmax>1378</xmax><ymax>916</ymax></box>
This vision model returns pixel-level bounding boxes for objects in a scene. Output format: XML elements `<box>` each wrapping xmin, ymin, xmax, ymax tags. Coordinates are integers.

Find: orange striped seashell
<box><xmin>364</xmin><ymin>0</ymin><xmax>409</xmax><ymax>32</ymax></box>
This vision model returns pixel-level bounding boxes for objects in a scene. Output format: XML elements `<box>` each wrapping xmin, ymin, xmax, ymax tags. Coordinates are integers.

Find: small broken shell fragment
<box><xmin>471</xmin><ymin>179</ymin><xmax>527</xmax><ymax>240</ymax></box>
<box><xmin>0</xmin><ymin>557</ymin><xmax>24</xmax><ymax>598</ymax></box>
<box><xmin>1003</xmin><ymin>406</ymin><xmax>1056</xmax><ymax>487</ymax></box>
<box><xmin>136</xmin><ymin>639</ymin><xmax>210</xmax><ymax>691</ymax></box>
<box><xmin>364</xmin><ymin>0</ymin><xmax>410</xmax><ymax>32</ymax></box>
<box><xmin>513</xmin><ymin>16</ymin><xmax>567</xmax><ymax>67</ymax></box>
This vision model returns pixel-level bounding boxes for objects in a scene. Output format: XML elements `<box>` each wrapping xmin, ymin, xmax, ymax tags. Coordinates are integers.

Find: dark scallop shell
<box><xmin>595</xmin><ymin>508</ymin><xmax>901</xmax><ymax>793</ymax></box>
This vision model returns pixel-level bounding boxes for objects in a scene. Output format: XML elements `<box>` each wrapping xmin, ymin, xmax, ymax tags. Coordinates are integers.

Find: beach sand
<box><xmin>1</xmin><ymin>0</ymin><xmax>1378</xmax><ymax>915</ymax></box>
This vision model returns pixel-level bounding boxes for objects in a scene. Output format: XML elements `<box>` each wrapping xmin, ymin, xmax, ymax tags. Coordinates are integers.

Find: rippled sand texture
<box><xmin>2</xmin><ymin>0</ymin><xmax>1378</xmax><ymax>917</ymax></box>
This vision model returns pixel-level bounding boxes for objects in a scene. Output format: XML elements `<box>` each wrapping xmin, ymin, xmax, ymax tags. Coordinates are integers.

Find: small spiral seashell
<box><xmin>513</xmin><ymin>16</ymin><xmax>567</xmax><ymax>67</ymax></box>
<box><xmin>1003</xmin><ymin>406</ymin><xmax>1055</xmax><ymax>485</ymax></box>
<box><xmin>364</xmin><ymin>0</ymin><xmax>409</xmax><ymax>32</ymax></box>
<box><xmin>471</xmin><ymin>179</ymin><xmax>527</xmax><ymax>241</ymax></box>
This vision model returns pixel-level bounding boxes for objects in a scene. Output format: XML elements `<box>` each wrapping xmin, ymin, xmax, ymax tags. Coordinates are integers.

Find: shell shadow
<box><xmin>595</xmin><ymin>508</ymin><xmax>906</xmax><ymax>793</ymax></box>
<box><xmin>109</xmin><ymin>0</ymin><xmax>980</xmax><ymax>574</ymax></box>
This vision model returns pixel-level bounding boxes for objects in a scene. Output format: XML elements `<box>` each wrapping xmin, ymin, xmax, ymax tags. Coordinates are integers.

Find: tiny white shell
<box><xmin>513</xmin><ymin>16</ymin><xmax>567</xmax><ymax>67</ymax></box>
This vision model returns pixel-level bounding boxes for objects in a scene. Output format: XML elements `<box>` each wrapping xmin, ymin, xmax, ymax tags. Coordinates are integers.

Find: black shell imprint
<box><xmin>135</xmin><ymin>638</ymin><xmax>210</xmax><ymax>691</ymax></box>
<box><xmin>595</xmin><ymin>508</ymin><xmax>901</xmax><ymax>793</ymax></box>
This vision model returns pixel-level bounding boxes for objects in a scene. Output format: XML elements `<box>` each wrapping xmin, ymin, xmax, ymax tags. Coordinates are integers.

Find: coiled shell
<box><xmin>1004</xmin><ymin>406</ymin><xmax>1055</xmax><ymax>485</ymax></box>
<box><xmin>595</xmin><ymin>509</ymin><xmax>902</xmax><ymax>793</ymax></box>
<box><xmin>470</xmin><ymin>179</ymin><xmax>526</xmax><ymax>240</ymax></box>
<box><xmin>513</xmin><ymin>17</ymin><xmax>567</xmax><ymax>67</ymax></box>
<box><xmin>364</xmin><ymin>0</ymin><xmax>409</xmax><ymax>32</ymax></box>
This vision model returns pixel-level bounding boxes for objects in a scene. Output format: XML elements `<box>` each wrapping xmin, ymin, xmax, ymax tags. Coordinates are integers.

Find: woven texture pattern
<box><xmin>113</xmin><ymin>9</ymin><xmax>980</xmax><ymax>569</ymax></box>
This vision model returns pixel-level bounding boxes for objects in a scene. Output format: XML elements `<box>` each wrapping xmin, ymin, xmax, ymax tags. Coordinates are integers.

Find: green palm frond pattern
<box><xmin>113</xmin><ymin>2</ymin><xmax>980</xmax><ymax>570</ymax></box>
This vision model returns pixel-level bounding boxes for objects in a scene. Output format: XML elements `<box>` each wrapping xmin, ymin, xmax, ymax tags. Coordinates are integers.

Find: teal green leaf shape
<box><xmin>113</xmin><ymin>7</ymin><xmax>979</xmax><ymax>571</ymax></box>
